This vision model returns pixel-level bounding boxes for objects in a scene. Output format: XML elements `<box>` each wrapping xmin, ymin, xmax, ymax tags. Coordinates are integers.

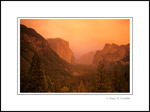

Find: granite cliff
<box><xmin>93</xmin><ymin>43</ymin><xmax>129</xmax><ymax>65</ymax></box>
<box><xmin>47</xmin><ymin>38</ymin><xmax>77</xmax><ymax>64</ymax></box>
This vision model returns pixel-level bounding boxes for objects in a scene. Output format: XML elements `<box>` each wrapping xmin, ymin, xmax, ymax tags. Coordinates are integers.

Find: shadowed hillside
<box><xmin>20</xmin><ymin>24</ymin><xmax>75</xmax><ymax>92</ymax></box>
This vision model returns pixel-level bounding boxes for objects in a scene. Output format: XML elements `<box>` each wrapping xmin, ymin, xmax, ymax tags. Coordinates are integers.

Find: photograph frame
<box><xmin>17</xmin><ymin>17</ymin><xmax>133</xmax><ymax>95</ymax></box>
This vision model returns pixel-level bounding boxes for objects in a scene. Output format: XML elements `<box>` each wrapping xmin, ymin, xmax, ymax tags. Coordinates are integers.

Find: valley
<box><xmin>20</xmin><ymin>24</ymin><xmax>130</xmax><ymax>93</ymax></box>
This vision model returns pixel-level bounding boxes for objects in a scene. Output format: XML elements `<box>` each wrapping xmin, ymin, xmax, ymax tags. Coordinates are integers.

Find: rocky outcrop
<box><xmin>47</xmin><ymin>38</ymin><xmax>77</xmax><ymax>64</ymax></box>
<box><xmin>93</xmin><ymin>43</ymin><xmax>129</xmax><ymax>65</ymax></box>
<box><xmin>78</xmin><ymin>51</ymin><xmax>96</xmax><ymax>65</ymax></box>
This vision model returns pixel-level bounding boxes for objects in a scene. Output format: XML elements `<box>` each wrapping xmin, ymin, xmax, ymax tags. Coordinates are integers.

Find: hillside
<box><xmin>20</xmin><ymin>24</ymin><xmax>75</xmax><ymax>92</ymax></box>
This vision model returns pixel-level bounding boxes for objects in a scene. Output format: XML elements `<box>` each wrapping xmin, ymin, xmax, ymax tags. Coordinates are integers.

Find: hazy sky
<box><xmin>20</xmin><ymin>19</ymin><xmax>130</xmax><ymax>58</ymax></box>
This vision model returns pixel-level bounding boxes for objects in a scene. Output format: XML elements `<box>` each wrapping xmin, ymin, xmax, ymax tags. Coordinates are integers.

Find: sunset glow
<box><xmin>20</xmin><ymin>19</ymin><xmax>130</xmax><ymax>58</ymax></box>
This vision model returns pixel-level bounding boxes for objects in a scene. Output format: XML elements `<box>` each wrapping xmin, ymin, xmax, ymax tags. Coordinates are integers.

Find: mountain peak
<box><xmin>112</xmin><ymin>43</ymin><xmax>119</xmax><ymax>47</ymax></box>
<box><xmin>20</xmin><ymin>24</ymin><xmax>44</xmax><ymax>40</ymax></box>
<box><xmin>47</xmin><ymin>38</ymin><xmax>77</xmax><ymax>64</ymax></box>
<box><xmin>93</xmin><ymin>43</ymin><xmax>129</xmax><ymax>64</ymax></box>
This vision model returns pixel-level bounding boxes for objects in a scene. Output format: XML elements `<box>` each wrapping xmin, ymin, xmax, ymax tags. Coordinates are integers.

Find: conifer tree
<box><xmin>96</xmin><ymin>61</ymin><xmax>107</xmax><ymax>92</ymax></box>
<box><xmin>26</xmin><ymin>54</ymin><xmax>48</xmax><ymax>92</ymax></box>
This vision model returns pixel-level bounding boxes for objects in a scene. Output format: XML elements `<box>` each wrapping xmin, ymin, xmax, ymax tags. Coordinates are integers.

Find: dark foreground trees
<box><xmin>24</xmin><ymin>54</ymin><xmax>49</xmax><ymax>92</ymax></box>
<box><xmin>21</xmin><ymin>57</ymin><xmax>129</xmax><ymax>93</ymax></box>
<box><xmin>96</xmin><ymin>61</ymin><xmax>112</xmax><ymax>92</ymax></box>
<box><xmin>96</xmin><ymin>61</ymin><xmax>130</xmax><ymax>92</ymax></box>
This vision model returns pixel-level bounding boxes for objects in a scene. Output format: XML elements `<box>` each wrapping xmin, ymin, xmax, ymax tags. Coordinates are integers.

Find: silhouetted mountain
<box><xmin>78</xmin><ymin>51</ymin><xmax>96</xmax><ymax>65</ymax></box>
<box><xmin>20</xmin><ymin>24</ymin><xmax>75</xmax><ymax>92</ymax></box>
<box><xmin>47</xmin><ymin>38</ymin><xmax>77</xmax><ymax>64</ymax></box>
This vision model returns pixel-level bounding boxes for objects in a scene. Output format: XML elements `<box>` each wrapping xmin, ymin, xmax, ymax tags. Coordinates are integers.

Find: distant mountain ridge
<box><xmin>47</xmin><ymin>38</ymin><xmax>77</xmax><ymax>64</ymax></box>
<box><xmin>93</xmin><ymin>43</ymin><xmax>129</xmax><ymax>65</ymax></box>
<box><xmin>78</xmin><ymin>51</ymin><xmax>96</xmax><ymax>65</ymax></box>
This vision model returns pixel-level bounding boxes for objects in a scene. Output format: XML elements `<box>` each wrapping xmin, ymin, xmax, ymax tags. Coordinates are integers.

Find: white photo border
<box><xmin>17</xmin><ymin>17</ymin><xmax>133</xmax><ymax>95</ymax></box>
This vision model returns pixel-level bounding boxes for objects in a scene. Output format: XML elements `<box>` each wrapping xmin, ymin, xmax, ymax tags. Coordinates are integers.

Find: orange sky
<box><xmin>20</xmin><ymin>19</ymin><xmax>130</xmax><ymax>58</ymax></box>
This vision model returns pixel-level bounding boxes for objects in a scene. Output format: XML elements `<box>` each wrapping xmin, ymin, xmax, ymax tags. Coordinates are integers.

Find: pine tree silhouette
<box><xmin>96</xmin><ymin>61</ymin><xmax>107</xmax><ymax>92</ymax></box>
<box><xmin>26</xmin><ymin>54</ymin><xmax>48</xmax><ymax>92</ymax></box>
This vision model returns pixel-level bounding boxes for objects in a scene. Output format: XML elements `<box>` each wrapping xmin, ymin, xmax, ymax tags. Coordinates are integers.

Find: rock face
<box><xmin>78</xmin><ymin>51</ymin><xmax>96</xmax><ymax>65</ymax></box>
<box><xmin>93</xmin><ymin>43</ymin><xmax>129</xmax><ymax>65</ymax></box>
<box><xmin>47</xmin><ymin>38</ymin><xmax>77</xmax><ymax>64</ymax></box>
